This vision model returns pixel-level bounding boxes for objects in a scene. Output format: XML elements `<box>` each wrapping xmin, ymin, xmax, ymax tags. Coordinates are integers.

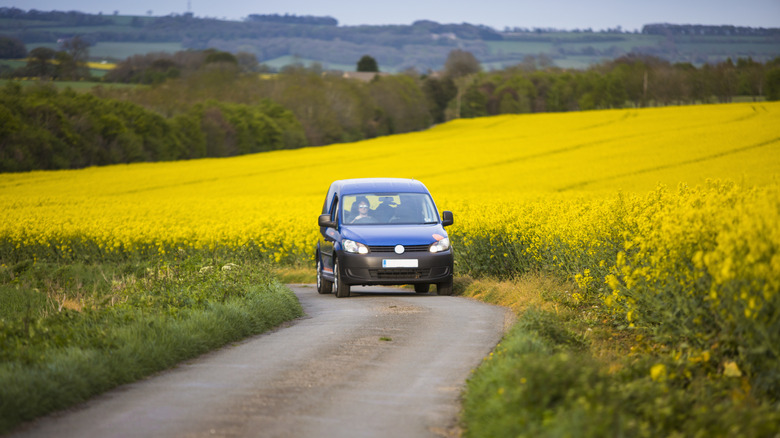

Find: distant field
<box><xmin>488</xmin><ymin>32</ymin><xmax>780</xmax><ymax>67</ymax></box>
<box><xmin>88</xmin><ymin>42</ymin><xmax>184</xmax><ymax>60</ymax></box>
<box><xmin>24</xmin><ymin>42</ymin><xmax>185</xmax><ymax>62</ymax></box>
<box><xmin>0</xmin><ymin>59</ymin><xmax>26</xmax><ymax>70</ymax></box>
<box><xmin>262</xmin><ymin>55</ymin><xmax>357</xmax><ymax>72</ymax></box>
<box><xmin>6</xmin><ymin>12</ymin><xmax>779</xmax><ymax>70</ymax></box>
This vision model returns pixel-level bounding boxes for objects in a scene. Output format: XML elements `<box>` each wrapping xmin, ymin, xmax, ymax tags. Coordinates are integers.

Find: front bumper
<box><xmin>338</xmin><ymin>249</ymin><xmax>453</xmax><ymax>286</ymax></box>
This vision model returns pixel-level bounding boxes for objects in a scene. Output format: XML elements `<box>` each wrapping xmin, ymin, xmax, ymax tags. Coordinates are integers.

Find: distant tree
<box><xmin>357</xmin><ymin>55</ymin><xmax>379</xmax><ymax>72</ymax></box>
<box><xmin>236</xmin><ymin>51</ymin><xmax>260</xmax><ymax>72</ymax></box>
<box><xmin>766</xmin><ymin>68</ymin><xmax>780</xmax><ymax>101</ymax></box>
<box><xmin>61</xmin><ymin>36</ymin><xmax>91</xmax><ymax>79</ymax></box>
<box><xmin>736</xmin><ymin>57</ymin><xmax>765</xmax><ymax>100</ymax></box>
<box><xmin>55</xmin><ymin>51</ymin><xmax>77</xmax><ymax>80</ymax></box>
<box><xmin>460</xmin><ymin>81</ymin><xmax>488</xmax><ymax>118</ymax></box>
<box><xmin>204</xmin><ymin>50</ymin><xmax>238</xmax><ymax>65</ymax></box>
<box><xmin>26</xmin><ymin>47</ymin><xmax>57</xmax><ymax>78</ymax></box>
<box><xmin>712</xmin><ymin>58</ymin><xmax>738</xmax><ymax>103</ymax></box>
<box><xmin>422</xmin><ymin>76</ymin><xmax>457</xmax><ymax>123</ymax></box>
<box><xmin>443</xmin><ymin>49</ymin><xmax>481</xmax><ymax>118</ymax></box>
<box><xmin>0</xmin><ymin>36</ymin><xmax>26</xmax><ymax>59</ymax></box>
<box><xmin>369</xmin><ymin>74</ymin><xmax>431</xmax><ymax>135</ymax></box>
<box><xmin>443</xmin><ymin>49</ymin><xmax>481</xmax><ymax>78</ymax></box>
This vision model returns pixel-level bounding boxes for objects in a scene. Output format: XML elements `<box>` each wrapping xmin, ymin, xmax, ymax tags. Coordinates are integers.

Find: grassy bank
<box><xmin>0</xmin><ymin>256</ymin><xmax>303</xmax><ymax>434</ymax></box>
<box><xmin>458</xmin><ymin>275</ymin><xmax>780</xmax><ymax>437</ymax></box>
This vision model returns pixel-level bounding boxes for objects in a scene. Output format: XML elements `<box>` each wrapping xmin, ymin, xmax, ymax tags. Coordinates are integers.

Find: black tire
<box><xmin>334</xmin><ymin>259</ymin><xmax>351</xmax><ymax>298</ymax></box>
<box><xmin>414</xmin><ymin>283</ymin><xmax>430</xmax><ymax>293</ymax></box>
<box><xmin>436</xmin><ymin>278</ymin><xmax>453</xmax><ymax>296</ymax></box>
<box><xmin>317</xmin><ymin>258</ymin><xmax>333</xmax><ymax>294</ymax></box>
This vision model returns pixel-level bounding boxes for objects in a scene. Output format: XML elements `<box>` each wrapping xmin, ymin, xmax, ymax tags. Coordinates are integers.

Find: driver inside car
<box><xmin>350</xmin><ymin>197</ymin><xmax>375</xmax><ymax>223</ymax></box>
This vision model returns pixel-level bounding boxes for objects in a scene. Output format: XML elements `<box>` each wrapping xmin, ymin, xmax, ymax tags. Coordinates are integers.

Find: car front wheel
<box><xmin>334</xmin><ymin>258</ymin><xmax>351</xmax><ymax>298</ymax></box>
<box><xmin>436</xmin><ymin>278</ymin><xmax>453</xmax><ymax>296</ymax></box>
<box><xmin>414</xmin><ymin>284</ymin><xmax>430</xmax><ymax>293</ymax></box>
<box><xmin>317</xmin><ymin>258</ymin><xmax>333</xmax><ymax>294</ymax></box>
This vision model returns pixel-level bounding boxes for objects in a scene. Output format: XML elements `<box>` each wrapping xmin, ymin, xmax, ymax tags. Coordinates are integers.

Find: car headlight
<box><xmin>343</xmin><ymin>239</ymin><xmax>369</xmax><ymax>254</ymax></box>
<box><xmin>429</xmin><ymin>237</ymin><xmax>450</xmax><ymax>253</ymax></box>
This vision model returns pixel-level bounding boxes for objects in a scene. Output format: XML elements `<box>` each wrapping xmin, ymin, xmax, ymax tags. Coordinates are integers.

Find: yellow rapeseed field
<box><xmin>1</xmin><ymin>101</ymin><xmax>777</xmax><ymax>263</ymax></box>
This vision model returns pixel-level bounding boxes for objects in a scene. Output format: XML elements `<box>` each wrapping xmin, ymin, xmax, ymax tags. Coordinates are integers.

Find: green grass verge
<box><xmin>458</xmin><ymin>275</ymin><xmax>780</xmax><ymax>437</ymax></box>
<box><xmin>271</xmin><ymin>265</ymin><xmax>317</xmax><ymax>284</ymax></box>
<box><xmin>0</xmin><ymin>257</ymin><xmax>303</xmax><ymax>433</ymax></box>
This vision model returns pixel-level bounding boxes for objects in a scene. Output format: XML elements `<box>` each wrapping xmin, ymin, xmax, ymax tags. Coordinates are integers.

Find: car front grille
<box><xmin>368</xmin><ymin>245</ymin><xmax>430</xmax><ymax>253</ymax></box>
<box><xmin>370</xmin><ymin>268</ymin><xmax>432</xmax><ymax>280</ymax></box>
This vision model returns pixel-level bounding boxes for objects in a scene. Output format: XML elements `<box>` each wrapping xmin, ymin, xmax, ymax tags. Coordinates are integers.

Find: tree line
<box><xmin>245</xmin><ymin>14</ymin><xmax>338</xmax><ymax>26</ymax></box>
<box><xmin>456</xmin><ymin>54</ymin><xmax>780</xmax><ymax>117</ymax></box>
<box><xmin>4</xmin><ymin>8</ymin><xmax>777</xmax><ymax>72</ymax></box>
<box><xmin>2</xmin><ymin>46</ymin><xmax>779</xmax><ymax>172</ymax></box>
<box><xmin>0</xmin><ymin>81</ymin><xmax>306</xmax><ymax>172</ymax></box>
<box><xmin>641</xmin><ymin>23</ymin><xmax>780</xmax><ymax>37</ymax></box>
<box><xmin>97</xmin><ymin>59</ymin><xmax>433</xmax><ymax>146</ymax></box>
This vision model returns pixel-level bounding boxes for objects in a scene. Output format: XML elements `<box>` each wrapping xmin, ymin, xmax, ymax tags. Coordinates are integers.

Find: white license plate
<box><xmin>382</xmin><ymin>259</ymin><xmax>418</xmax><ymax>268</ymax></box>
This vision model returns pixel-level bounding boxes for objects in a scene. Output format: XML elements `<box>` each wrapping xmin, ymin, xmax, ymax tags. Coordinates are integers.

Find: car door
<box><xmin>318</xmin><ymin>192</ymin><xmax>339</xmax><ymax>275</ymax></box>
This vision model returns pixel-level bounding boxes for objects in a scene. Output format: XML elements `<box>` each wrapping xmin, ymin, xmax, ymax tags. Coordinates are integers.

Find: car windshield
<box><xmin>342</xmin><ymin>193</ymin><xmax>439</xmax><ymax>225</ymax></box>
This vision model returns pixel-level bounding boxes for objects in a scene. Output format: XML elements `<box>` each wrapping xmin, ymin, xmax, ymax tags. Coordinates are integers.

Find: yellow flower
<box><xmin>650</xmin><ymin>363</ymin><xmax>667</xmax><ymax>382</ymax></box>
<box><xmin>723</xmin><ymin>361</ymin><xmax>742</xmax><ymax>378</ymax></box>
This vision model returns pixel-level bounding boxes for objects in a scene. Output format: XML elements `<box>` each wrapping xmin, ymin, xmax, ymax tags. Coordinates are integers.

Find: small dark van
<box><xmin>316</xmin><ymin>178</ymin><xmax>454</xmax><ymax>297</ymax></box>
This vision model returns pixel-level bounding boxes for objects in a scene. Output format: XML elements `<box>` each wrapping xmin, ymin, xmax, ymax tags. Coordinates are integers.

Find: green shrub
<box><xmin>462</xmin><ymin>301</ymin><xmax>780</xmax><ymax>437</ymax></box>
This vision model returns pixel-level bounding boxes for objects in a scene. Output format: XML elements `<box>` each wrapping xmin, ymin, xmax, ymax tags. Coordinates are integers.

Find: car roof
<box><xmin>334</xmin><ymin>178</ymin><xmax>430</xmax><ymax>195</ymax></box>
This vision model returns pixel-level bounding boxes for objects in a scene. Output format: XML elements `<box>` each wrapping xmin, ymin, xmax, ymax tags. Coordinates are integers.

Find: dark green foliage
<box><xmin>0</xmin><ymin>83</ymin><xmax>307</xmax><ymax>172</ymax></box>
<box><xmin>422</xmin><ymin>76</ymin><xmax>457</xmax><ymax>123</ymax></box>
<box><xmin>766</xmin><ymin>68</ymin><xmax>780</xmax><ymax>101</ymax></box>
<box><xmin>0</xmin><ymin>36</ymin><xmax>26</xmax><ymax>59</ymax></box>
<box><xmin>7</xmin><ymin>38</ymin><xmax>92</xmax><ymax>81</ymax></box>
<box><xmin>25</xmin><ymin>47</ymin><xmax>57</xmax><ymax>78</ymax></box>
<box><xmin>461</xmin><ymin>82</ymin><xmax>488</xmax><ymax>118</ymax></box>
<box><xmin>462</xmin><ymin>306</ymin><xmax>780</xmax><ymax>438</ymax></box>
<box><xmin>204</xmin><ymin>50</ymin><xmax>238</xmax><ymax>65</ymax></box>
<box><xmin>367</xmin><ymin>74</ymin><xmax>431</xmax><ymax>135</ymax></box>
<box><xmin>262</xmin><ymin>68</ymin><xmax>431</xmax><ymax>145</ymax></box>
<box><xmin>444</xmin><ymin>49</ymin><xmax>482</xmax><ymax>78</ymax></box>
<box><xmin>104</xmin><ymin>52</ymin><xmax>202</xmax><ymax>84</ymax></box>
<box><xmin>246</xmin><ymin>14</ymin><xmax>338</xmax><ymax>26</ymax></box>
<box><xmin>455</xmin><ymin>55</ymin><xmax>778</xmax><ymax>118</ymax></box>
<box><xmin>357</xmin><ymin>55</ymin><xmax>379</xmax><ymax>72</ymax></box>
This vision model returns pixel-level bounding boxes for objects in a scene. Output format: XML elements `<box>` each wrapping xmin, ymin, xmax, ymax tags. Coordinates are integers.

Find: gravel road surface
<box><xmin>11</xmin><ymin>285</ymin><xmax>510</xmax><ymax>438</ymax></box>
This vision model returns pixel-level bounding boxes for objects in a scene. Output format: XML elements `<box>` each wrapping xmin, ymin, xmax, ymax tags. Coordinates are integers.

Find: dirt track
<box><xmin>11</xmin><ymin>285</ymin><xmax>509</xmax><ymax>438</ymax></box>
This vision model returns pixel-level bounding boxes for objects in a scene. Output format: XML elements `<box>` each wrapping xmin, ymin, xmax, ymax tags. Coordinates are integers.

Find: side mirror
<box><xmin>318</xmin><ymin>214</ymin><xmax>336</xmax><ymax>228</ymax></box>
<box><xmin>441</xmin><ymin>211</ymin><xmax>454</xmax><ymax>227</ymax></box>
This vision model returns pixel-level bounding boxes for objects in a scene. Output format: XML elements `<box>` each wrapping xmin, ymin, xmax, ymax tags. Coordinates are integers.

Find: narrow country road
<box><xmin>11</xmin><ymin>285</ymin><xmax>510</xmax><ymax>438</ymax></box>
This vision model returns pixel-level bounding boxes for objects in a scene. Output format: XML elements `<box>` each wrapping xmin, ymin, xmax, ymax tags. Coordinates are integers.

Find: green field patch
<box><xmin>261</xmin><ymin>55</ymin><xmax>359</xmax><ymax>72</ymax></box>
<box><xmin>88</xmin><ymin>42</ymin><xmax>185</xmax><ymax>60</ymax></box>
